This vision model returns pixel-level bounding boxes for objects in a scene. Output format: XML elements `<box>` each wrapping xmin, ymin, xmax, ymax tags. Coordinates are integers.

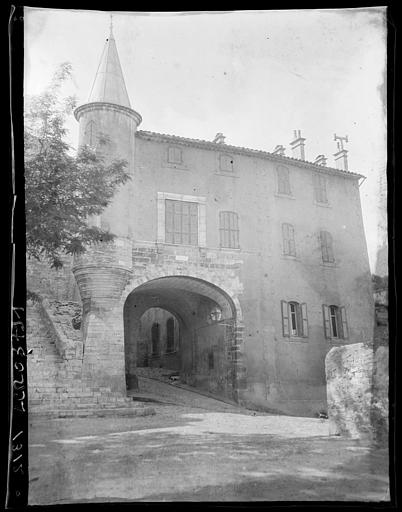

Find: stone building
<box><xmin>27</xmin><ymin>28</ymin><xmax>374</xmax><ymax>417</ymax></box>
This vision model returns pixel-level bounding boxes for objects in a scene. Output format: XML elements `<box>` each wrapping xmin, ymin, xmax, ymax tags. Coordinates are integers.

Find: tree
<box><xmin>24</xmin><ymin>62</ymin><xmax>130</xmax><ymax>269</ymax></box>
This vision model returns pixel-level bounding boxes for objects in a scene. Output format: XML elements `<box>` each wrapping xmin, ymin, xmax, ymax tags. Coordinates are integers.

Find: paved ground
<box><xmin>28</xmin><ymin>378</ymin><xmax>389</xmax><ymax>504</ymax></box>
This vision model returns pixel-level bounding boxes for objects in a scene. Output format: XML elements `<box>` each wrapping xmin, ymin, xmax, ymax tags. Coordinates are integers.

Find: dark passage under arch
<box><xmin>123</xmin><ymin>275</ymin><xmax>243</xmax><ymax>401</ymax></box>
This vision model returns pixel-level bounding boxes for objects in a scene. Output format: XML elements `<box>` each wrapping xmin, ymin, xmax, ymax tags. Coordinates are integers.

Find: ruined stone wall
<box><xmin>27</xmin><ymin>256</ymin><xmax>81</xmax><ymax>303</ymax></box>
<box><xmin>325</xmin><ymin>342</ymin><xmax>388</xmax><ymax>443</ymax></box>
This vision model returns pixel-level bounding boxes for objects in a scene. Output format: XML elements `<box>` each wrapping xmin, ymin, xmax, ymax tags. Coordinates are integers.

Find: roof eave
<box><xmin>136</xmin><ymin>130</ymin><xmax>365</xmax><ymax>180</ymax></box>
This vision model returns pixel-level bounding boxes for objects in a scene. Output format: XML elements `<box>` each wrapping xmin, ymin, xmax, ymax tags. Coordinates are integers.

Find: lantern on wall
<box><xmin>208</xmin><ymin>306</ymin><xmax>222</xmax><ymax>323</ymax></box>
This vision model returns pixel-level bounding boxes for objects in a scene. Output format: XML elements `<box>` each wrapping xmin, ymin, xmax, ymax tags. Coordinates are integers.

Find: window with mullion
<box><xmin>165</xmin><ymin>199</ymin><xmax>198</xmax><ymax>245</ymax></box>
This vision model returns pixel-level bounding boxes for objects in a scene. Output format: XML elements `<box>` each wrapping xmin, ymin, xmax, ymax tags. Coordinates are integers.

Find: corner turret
<box><xmin>72</xmin><ymin>23</ymin><xmax>140</xmax><ymax>393</ymax></box>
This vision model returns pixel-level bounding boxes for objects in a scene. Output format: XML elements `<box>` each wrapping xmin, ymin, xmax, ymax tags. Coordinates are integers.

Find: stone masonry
<box><xmin>325</xmin><ymin>342</ymin><xmax>388</xmax><ymax>443</ymax></box>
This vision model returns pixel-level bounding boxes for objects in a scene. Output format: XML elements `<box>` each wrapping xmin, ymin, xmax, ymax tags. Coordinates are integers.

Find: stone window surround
<box><xmin>157</xmin><ymin>191</ymin><xmax>206</xmax><ymax>247</ymax></box>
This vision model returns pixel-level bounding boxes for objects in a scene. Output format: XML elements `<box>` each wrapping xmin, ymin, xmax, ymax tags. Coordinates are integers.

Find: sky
<box><xmin>23</xmin><ymin>7</ymin><xmax>387</xmax><ymax>274</ymax></box>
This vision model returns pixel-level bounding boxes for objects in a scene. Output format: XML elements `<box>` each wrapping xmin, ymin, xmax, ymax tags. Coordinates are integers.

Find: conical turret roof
<box><xmin>88</xmin><ymin>28</ymin><xmax>131</xmax><ymax>108</ymax></box>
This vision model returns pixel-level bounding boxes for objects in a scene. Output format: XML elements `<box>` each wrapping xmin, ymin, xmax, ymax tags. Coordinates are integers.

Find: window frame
<box><xmin>313</xmin><ymin>173</ymin><xmax>328</xmax><ymax>204</ymax></box>
<box><xmin>276</xmin><ymin>165</ymin><xmax>292</xmax><ymax>196</ymax></box>
<box><xmin>157</xmin><ymin>192</ymin><xmax>207</xmax><ymax>247</ymax></box>
<box><xmin>165</xmin><ymin>199</ymin><xmax>198</xmax><ymax>246</ymax></box>
<box><xmin>320</xmin><ymin>230</ymin><xmax>335</xmax><ymax>263</ymax></box>
<box><xmin>281</xmin><ymin>300</ymin><xmax>308</xmax><ymax>339</ymax></box>
<box><xmin>167</xmin><ymin>145</ymin><xmax>183</xmax><ymax>165</ymax></box>
<box><xmin>219</xmin><ymin>211</ymin><xmax>240</xmax><ymax>249</ymax></box>
<box><xmin>322</xmin><ymin>304</ymin><xmax>349</xmax><ymax>340</ymax></box>
<box><xmin>219</xmin><ymin>153</ymin><xmax>235</xmax><ymax>173</ymax></box>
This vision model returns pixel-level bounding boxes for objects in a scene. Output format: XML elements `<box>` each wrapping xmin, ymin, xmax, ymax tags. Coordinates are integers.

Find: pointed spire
<box><xmin>87</xmin><ymin>22</ymin><xmax>131</xmax><ymax>108</ymax></box>
<box><xmin>109</xmin><ymin>13</ymin><xmax>114</xmax><ymax>39</ymax></box>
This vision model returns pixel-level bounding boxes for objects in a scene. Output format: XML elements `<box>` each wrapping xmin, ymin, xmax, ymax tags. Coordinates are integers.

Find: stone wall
<box><xmin>27</xmin><ymin>256</ymin><xmax>80</xmax><ymax>303</ymax></box>
<box><xmin>325</xmin><ymin>342</ymin><xmax>388</xmax><ymax>443</ymax></box>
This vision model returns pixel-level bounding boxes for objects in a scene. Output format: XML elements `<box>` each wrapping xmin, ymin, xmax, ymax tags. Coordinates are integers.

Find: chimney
<box><xmin>333</xmin><ymin>134</ymin><xmax>349</xmax><ymax>171</ymax></box>
<box><xmin>213</xmin><ymin>133</ymin><xmax>226</xmax><ymax>144</ymax></box>
<box><xmin>272</xmin><ymin>145</ymin><xmax>286</xmax><ymax>156</ymax></box>
<box><xmin>314</xmin><ymin>154</ymin><xmax>327</xmax><ymax>166</ymax></box>
<box><xmin>290</xmin><ymin>130</ymin><xmax>306</xmax><ymax>160</ymax></box>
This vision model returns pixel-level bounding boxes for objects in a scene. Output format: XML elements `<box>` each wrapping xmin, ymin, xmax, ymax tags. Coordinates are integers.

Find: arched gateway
<box><xmin>123</xmin><ymin>276</ymin><xmax>245</xmax><ymax>402</ymax></box>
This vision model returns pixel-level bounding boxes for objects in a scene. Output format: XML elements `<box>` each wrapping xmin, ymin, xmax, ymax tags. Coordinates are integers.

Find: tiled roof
<box><xmin>136</xmin><ymin>130</ymin><xmax>364</xmax><ymax>180</ymax></box>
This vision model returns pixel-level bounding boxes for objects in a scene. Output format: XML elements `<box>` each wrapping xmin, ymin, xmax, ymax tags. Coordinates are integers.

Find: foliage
<box><xmin>372</xmin><ymin>274</ymin><xmax>388</xmax><ymax>292</ymax></box>
<box><xmin>24</xmin><ymin>62</ymin><xmax>130</xmax><ymax>268</ymax></box>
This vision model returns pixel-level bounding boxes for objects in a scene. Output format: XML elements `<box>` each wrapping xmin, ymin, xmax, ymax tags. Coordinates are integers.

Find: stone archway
<box><xmin>123</xmin><ymin>276</ymin><xmax>246</xmax><ymax>402</ymax></box>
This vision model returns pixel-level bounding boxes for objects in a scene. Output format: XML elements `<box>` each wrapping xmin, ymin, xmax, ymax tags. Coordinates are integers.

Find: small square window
<box><xmin>168</xmin><ymin>146</ymin><xmax>182</xmax><ymax>164</ymax></box>
<box><xmin>219</xmin><ymin>154</ymin><xmax>234</xmax><ymax>172</ymax></box>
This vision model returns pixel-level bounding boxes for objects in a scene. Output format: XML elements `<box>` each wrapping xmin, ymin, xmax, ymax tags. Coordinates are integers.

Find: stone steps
<box><xmin>27</xmin><ymin>300</ymin><xmax>153</xmax><ymax>416</ymax></box>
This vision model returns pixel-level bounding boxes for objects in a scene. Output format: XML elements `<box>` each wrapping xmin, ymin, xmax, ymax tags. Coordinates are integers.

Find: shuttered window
<box><xmin>322</xmin><ymin>305</ymin><xmax>348</xmax><ymax>340</ymax></box>
<box><xmin>320</xmin><ymin>231</ymin><xmax>335</xmax><ymax>263</ymax></box>
<box><xmin>313</xmin><ymin>173</ymin><xmax>328</xmax><ymax>203</ymax></box>
<box><xmin>282</xmin><ymin>223</ymin><xmax>296</xmax><ymax>257</ymax></box>
<box><xmin>165</xmin><ymin>199</ymin><xmax>198</xmax><ymax>245</ymax></box>
<box><xmin>151</xmin><ymin>322</ymin><xmax>160</xmax><ymax>355</ymax></box>
<box><xmin>281</xmin><ymin>300</ymin><xmax>308</xmax><ymax>338</ymax></box>
<box><xmin>168</xmin><ymin>146</ymin><xmax>182</xmax><ymax>164</ymax></box>
<box><xmin>277</xmin><ymin>165</ymin><xmax>291</xmax><ymax>195</ymax></box>
<box><xmin>219</xmin><ymin>211</ymin><xmax>239</xmax><ymax>249</ymax></box>
<box><xmin>220</xmin><ymin>154</ymin><xmax>234</xmax><ymax>172</ymax></box>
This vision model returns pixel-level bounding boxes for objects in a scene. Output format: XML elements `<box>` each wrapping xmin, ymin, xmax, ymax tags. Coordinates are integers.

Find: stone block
<box><xmin>325</xmin><ymin>342</ymin><xmax>388</xmax><ymax>442</ymax></box>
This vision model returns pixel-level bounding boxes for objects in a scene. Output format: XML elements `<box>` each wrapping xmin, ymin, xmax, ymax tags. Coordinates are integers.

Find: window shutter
<box><xmin>301</xmin><ymin>303</ymin><xmax>308</xmax><ymax>337</ymax></box>
<box><xmin>327</xmin><ymin>233</ymin><xmax>334</xmax><ymax>262</ymax></box>
<box><xmin>320</xmin><ymin>231</ymin><xmax>326</xmax><ymax>262</ymax></box>
<box><xmin>289</xmin><ymin>225</ymin><xmax>296</xmax><ymax>256</ymax></box>
<box><xmin>281</xmin><ymin>300</ymin><xmax>290</xmax><ymax>337</ymax></box>
<box><xmin>322</xmin><ymin>304</ymin><xmax>331</xmax><ymax>339</ymax></box>
<box><xmin>340</xmin><ymin>306</ymin><xmax>349</xmax><ymax>339</ymax></box>
<box><xmin>282</xmin><ymin>224</ymin><xmax>289</xmax><ymax>255</ymax></box>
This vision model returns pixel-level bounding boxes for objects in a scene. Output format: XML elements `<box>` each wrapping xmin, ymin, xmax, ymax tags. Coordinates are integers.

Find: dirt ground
<box><xmin>28</xmin><ymin>378</ymin><xmax>389</xmax><ymax>504</ymax></box>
